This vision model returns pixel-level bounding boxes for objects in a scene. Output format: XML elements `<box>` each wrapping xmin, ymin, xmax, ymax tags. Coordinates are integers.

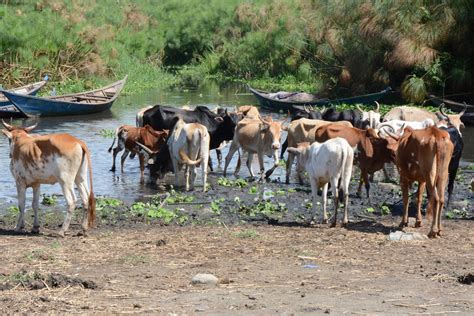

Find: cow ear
<box><xmin>260</xmin><ymin>123</ymin><xmax>270</xmax><ymax>133</ymax></box>
<box><xmin>214</xmin><ymin>117</ymin><xmax>224</xmax><ymax>123</ymax></box>
<box><xmin>363</xmin><ymin>137</ymin><xmax>374</xmax><ymax>158</ymax></box>
<box><xmin>1</xmin><ymin>129</ymin><xmax>12</xmax><ymax>139</ymax></box>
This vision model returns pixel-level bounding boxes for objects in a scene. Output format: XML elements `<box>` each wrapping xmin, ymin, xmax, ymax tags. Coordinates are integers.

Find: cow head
<box><xmin>135</xmin><ymin>141</ymin><xmax>173</xmax><ymax>182</ymax></box>
<box><xmin>259</xmin><ymin>116</ymin><xmax>285</xmax><ymax>150</ymax></box>
<box><xmin>356</xmin><ymin>102</ymin><xmax>381</xmax><ymax>129</ymax></box>
<box><xmin>287</xmin><ymin>142</ymin><xmax>311</xmax><ymax>173</ymax></box>
<box><xmin>2</xmin><ymin>120</ymin><xmax>38</xmax><ymax>158</ymax></box>
<box><xmin>437</xmin><ymin>103</ymin><xmax>466</xmax><ymax>135</ymax></box>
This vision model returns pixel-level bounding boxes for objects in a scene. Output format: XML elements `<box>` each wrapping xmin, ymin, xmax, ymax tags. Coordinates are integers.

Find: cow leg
<box><xmin>246</xmin><ymin>153</ymin><xmax>255</xmax><ymax>178</ymax></box>
<box><xmin>342</xmin><ymin>187</ymin><xmax>349</xmax><ymax>227</ymax></box>
<box><xmin>216</xmin><ymin>148</ymin><xmax>222</xmax><ymax>169</ymax></box>
<box><xmin>202</xmin><ymin>156</ymin><xmax>209</xmax><ymax>192</ymax></box>
<box><xmin>224</xmin><ymin>142</ymin><xmax>239</xmax><ymax>177</ymax></box>
<box><xmin>257</xmin><ymin>152</ymin><xmax>265</xmax><ymax>182</ymax></box>
<box><xmin>426</xmin><ymin>183</ymin><xmax>440</xmax><ymax>238</ymax></box>
<box><xmin>330</xmin><ymin>179</ymin><xmax>339</xmax><ymax>228</ymax></box>
<box><xmin>31</xmin><ymin>185</ymin><xmax>41</xmax><ymax>234</ymax></box>
<box><xmin>265</xmin><ymin>150</ymin><xmax>279</xmax><ymax>179</ymax></box>
<box><xmin>189</xmin><ymin>165</ymin><xmax>196</xmax><ymax>191</ymax></box>
<box><xmin>14</xmin><ymin>185</ymin><xmax>27</xmax><ymax>232</ymax></box>
<box><xmin>110</xmin><ymin>146</ymin><xmax>122</xmax><ymax>172</ymax></box>
<box><xmin>321</xmin><ymin>182</ymin><xmax>329</xmax><ymax>224</ymax></box>
<box><xmin>58</xmin><ymin>184</ymin><xmax>76</xmax><ymax>237</ymax></box>
<box><xmin>415</xmin><ymin>182</ymin><xmax>426</xmax><ymax>228</ymax></box>
<box><xmin>75</xmin><ymin>176</ymin><xmax>91</xmax><ymax>232</ymax></box>
<box><xmin>208</xmin><ymin>155</ymin><xmax>214</xmax><ymax>173</ymax></box>
<box><xmin>399</xmin><ymin>179</ymin><xmax>410</xmax><ymax>228</ymax></box>
<box><xmin>285</xmin><ymin>152</ymin><xmax>294</xmax><ymax>184</ymax></box>
<box><xmin>120</xmin><ymin>150</ymin><xmax>130</xmax><ymax>173</ymax></box>
<box><xmin>138</xmin><ymin>153</ymin><xmax>145</xmax><ymax>183</ymax></box>
<box><xmin>309</xmin><ymin>178</ymin><xmax>320</xmax><ymax>224</ymax></box>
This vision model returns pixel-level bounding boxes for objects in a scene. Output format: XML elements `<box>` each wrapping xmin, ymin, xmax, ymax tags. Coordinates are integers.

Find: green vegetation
<box><xmin>1</xmin><ymin>1</ymin><xmax>472</xmax><ymax>99</ymax></box>
<box><xmin>233</xmin><ymin>229</ymin><xmax>259</xmax><ymax>239</ymax></box>
<box><xmin>217</xmin><ymin>177</ymin><xmax>249</xmax><ymax>188</ymax></box>
<box><xmin>41</xmin><ymin>194</ymin><xmax>57</xmax><ymax>206</ymax></box>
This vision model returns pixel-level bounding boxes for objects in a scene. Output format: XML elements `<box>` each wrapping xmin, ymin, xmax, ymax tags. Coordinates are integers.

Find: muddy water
<box><xmin>0</xmin><ymin>82</ymin><xmax>473</xmax><ymax>206</ymax></box>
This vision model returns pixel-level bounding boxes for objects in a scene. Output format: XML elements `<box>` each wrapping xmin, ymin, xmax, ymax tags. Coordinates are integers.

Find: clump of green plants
<box><xmin>217</xmin><ymin>177</ymin><xmax>248</xmax><ymax>188</ymax></box>
<box><xmin>233</xmin><ymin>229</ymin><xmax>259</xmax><ymax>239</ymax></box>
<box><xmin>99</xmin><ymin>129</ymin><xmax>115</xmax><ymax>138</ymax></box>
<box><xmin>239</xmin><ymin>200</ymin><xmax>287</xmax><ymax>219</ymax></box>
<box><xmin>163</xmin><ymin>190</ymin><xmax>194</xmax><ymax>204</ymax></box>
<box><xmin>41</xmin><ymin>194</ymin><xmax>57</xmax><ymax>206</ymax></box>
<box><xmin>211</xmin><ymin>198</ymin><xmax>225</xmax><ymax>214</ymax></box>
<box><xmin>129</xmin><ymin>201</ymin><xmax>187</xmax><ymax>225</ymax></box>
<box><xmin>446</xmin><ymin>208</ymin><xmax>469</xmax><ymax>219</ymax></box>
<box><xmin>96</xmin><ymin>197</ymin><xmax>124</xmax><ymax>220</ymax></box>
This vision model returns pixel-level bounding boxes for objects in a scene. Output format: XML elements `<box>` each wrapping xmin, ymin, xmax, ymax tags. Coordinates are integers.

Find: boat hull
<box><xmin>1</xmin><ymin>77</ymin><xmax>126</xmax><ymax>117</ymax></box>
<box><xmin>249</xmin><ymin>86</ymin><xmax>392</xmax><ymax>112</ymax></box>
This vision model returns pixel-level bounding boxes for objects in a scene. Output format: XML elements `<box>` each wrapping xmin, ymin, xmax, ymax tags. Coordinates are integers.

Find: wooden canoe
<box><xmin>1</xmin><ymin>76</ymin><xmax>127</xmax><ymax>117</ymax></box>
<box><xmin>249</xmin><ymin>86</ymin><xmax>392</xmax><ymax>113</ymax></box>
<box><xmin>0</xmin><ymin>79</ymin><xmax>49</xmax><ymax>118</ymax></box>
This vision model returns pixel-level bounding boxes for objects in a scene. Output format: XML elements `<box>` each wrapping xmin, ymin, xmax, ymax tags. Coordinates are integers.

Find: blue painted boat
<box><xmin>1</xmin><ymin>76</ymin><xmax>127</xmax><ymax>117</ymax></box>
<box><xmin>249</xmin><ymin>85</ymin><xmax>392</xmax><ymax>113</ymax></box>
<box><xmin>0</xmin><ymin>79</ymin><xmax>49</xmax><ymax>118</ymax></box>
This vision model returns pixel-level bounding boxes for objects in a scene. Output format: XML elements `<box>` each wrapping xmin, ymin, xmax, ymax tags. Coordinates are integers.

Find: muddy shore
<box><xmin>0</xmin><ymin>164</ymin><xmax>473</xmax><ymax>314</ymax></box>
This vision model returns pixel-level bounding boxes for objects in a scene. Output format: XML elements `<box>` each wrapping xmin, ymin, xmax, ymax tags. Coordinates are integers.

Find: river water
<box><xmin>0</xmin><ymin>82</ymin><xmax>473</xmax><ymax>204</ymax></box>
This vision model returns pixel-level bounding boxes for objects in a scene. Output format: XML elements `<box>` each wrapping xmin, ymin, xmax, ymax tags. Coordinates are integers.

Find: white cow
<box><xmin>287</xmin><ymin>138</ymin><xmax>354</xmax><ymax>227</ymax></box>
<box><xmin>1</xmin><ymin>120</ymin><xmax>95</xmax><ymax>236</ymax></box>
<box><xmin>167</xmin><ymin>118</ymin><xmax>210</xmax><ymax>192</ymax></box>
<box><xmin>356</xmin><ymin>101</ymin><xmax>381</xmax><ymax>129</ymax></box>
<box><xmin>376</xmin><ymin>118</ymin><xmax>435</xmax><ymax>137</ymax></box>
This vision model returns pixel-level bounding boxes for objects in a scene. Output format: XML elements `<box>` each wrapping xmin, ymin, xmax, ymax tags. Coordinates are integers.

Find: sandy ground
<box><xmin>0</xmin><ymin>221</ymin><xmax>473</xmax><ymax>314</ymax></box>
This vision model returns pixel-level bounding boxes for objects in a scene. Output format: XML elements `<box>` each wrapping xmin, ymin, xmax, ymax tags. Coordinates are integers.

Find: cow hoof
<box><xmin>398</xmin><ymin>222</ymin><xmax>408</xmax><ymax>228</ymax></box>
<box><xmin>437</xmin><ymin>230</ymin><xmax>442</xmax><ymax>237</ymax></box>
<box><xmin>110</xmin><ymin>168</ymin><xmax>115</xmax><ymax>172</ymax></box>
<box><xmin>427</xmin><ymin>231</ymin><xmax>439</xmax><ymax>239</ymax></box>
<box><xmin>321</xmin><ymin>219</ymin><xmax>328</xmax><ymax>224</ymax></box>
<box><xmin>31</xmin><ymin>226</ymin><xmax>40</xmax><ymax>234</ymax></box>
<box><xmin>415</xmin><ymin>221</ymin><xmax>422</xmax><ymax>228</ymax></box>
<box><xmin>342</xmin><ymin>222</ymin><xmax>348</xmax><ymax>228</ymax></box>
<box><xmin>330</xmin><ymin>222</ymin><xmax>337</xmax><ymax>228</ymax></box>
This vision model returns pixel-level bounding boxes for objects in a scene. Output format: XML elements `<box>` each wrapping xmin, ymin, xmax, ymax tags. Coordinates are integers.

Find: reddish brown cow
<box><xmin>108</xmin><ymin>125</ymin><xmax>169</xmax><ymax>180</ymax></box>
<box><xmin>314</xmin><ymin>124</ymin><xmax>395</xmax><ymax>202</ymax></box>
<box><xmin>386</xmin><ymin>126</ymin><xmax>454</xmax><ymax>238</ymax></box>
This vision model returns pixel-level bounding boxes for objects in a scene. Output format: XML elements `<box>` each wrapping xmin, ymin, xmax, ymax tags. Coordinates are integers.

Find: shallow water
<box><xmin>0</xmin><ymin>82</ymin><xmax>473</xmax><ymax>206</ymax></box>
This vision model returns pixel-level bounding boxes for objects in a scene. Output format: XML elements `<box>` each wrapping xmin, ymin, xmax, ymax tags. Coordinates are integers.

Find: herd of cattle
<box><xmin>0</xmin><ymin>101</ymin><xmax>466</xmax><ymax>238</ymax></box>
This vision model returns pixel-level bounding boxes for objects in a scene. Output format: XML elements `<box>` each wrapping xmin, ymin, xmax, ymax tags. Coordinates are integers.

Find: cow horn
<box><xmin>135</xmin><ymin>141</ymin><xmax>154</xmax><ymax>155</ymax></box>
<box><xmin>321</xmin><ymin>106</ymin><xmax>326</xmax><ymax>113</ymax></box>
<box><xmin>304</xmin><ymin>105</ymin><xmax>310</xmax><ymax>113</ymax></box>
<box><xmin>438</xmin><ymin>103</ymin><xmax>449</xmax><ymax>119</ymax></box>
<box><xmin>23</xmin><ymin>118</ymin><xmax>39</xmax><ymax>132</ymax></box>
<box><xmin>460</xmin><ymin>102</ymin><xmax>467</xmax><ymax>116</ymax></box>
<box><xmin>1</xmin><ymin>119</ymin><xmax>14</xmax><ymax>131</ymax></box>
<box><xmin>356</xmin><ymin>104</ymin><xmax>364</xmax><ymax>112</ymax></box>
<box><xmin>383</xmin><ymin>125</ymin><xmax>400</xmax><ymax>140</ymax></box>
<box><xmin>374</xmin><ymin>101</ymin><xmax>380</xmax><ymax>113</ymax></box>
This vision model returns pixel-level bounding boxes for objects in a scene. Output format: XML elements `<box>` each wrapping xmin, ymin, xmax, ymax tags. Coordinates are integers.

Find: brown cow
<box><xmin>386</xmin><ymin>126</ymin><xmax>454</xmax><ymax>238</ymax></box>
<box><xmin>236</xmin><ymin>105</ymin><xmax>260</xmax><ymax>119</ymax></box>
<box><xmin>286</xmin><ymin>118</ymin><xmax>352</xmax><ymax>184</ymax></box>
<box><xmin>314</xmin><ymin>124</ymin><xmax>394</xmax><ymax>202</ymax></box>
<box><xmin>108</xmin><ymin>125</ymin><xmax>169</xmax><ymax>181</ymax></box>
<box><xmin>1</xmin><ymin>120</ymin><xmax>95</xmax><ymax>236</ymax></box>
<box><xmin>224</xmin><ymin>116</ymin><xmax>285</xmax><ymax>180</ymax></box>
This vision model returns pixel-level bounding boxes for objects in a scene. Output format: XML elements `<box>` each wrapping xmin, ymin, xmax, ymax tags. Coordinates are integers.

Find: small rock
<box><xmin>191</xmin><ymin>273</ymin><xmax>219</xmax><ymax>285</ymax></box>
<box><xmin>388</xmin><ymin>231</ymin><xmax>427</xmax><ymax>241</ymax></box>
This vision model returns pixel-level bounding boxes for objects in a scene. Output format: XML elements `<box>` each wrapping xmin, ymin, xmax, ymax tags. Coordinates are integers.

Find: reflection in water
<box><xmin>0</xmin><ymin>82</ymin><xmax>473</xmax><ymax>206</ymax></box>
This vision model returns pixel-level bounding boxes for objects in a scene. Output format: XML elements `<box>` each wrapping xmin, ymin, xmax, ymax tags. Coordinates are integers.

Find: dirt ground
<box><xmin>0</xmin><ymin>165</ymin><xmax>473</xmax><ymax>314</ymax></box>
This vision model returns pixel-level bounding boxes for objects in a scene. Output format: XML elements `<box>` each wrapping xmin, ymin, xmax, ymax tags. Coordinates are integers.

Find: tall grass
<box><xmin>0</xmin><ymin>0</ymin><xmax>473</xmax><ymax>100</ymax></box>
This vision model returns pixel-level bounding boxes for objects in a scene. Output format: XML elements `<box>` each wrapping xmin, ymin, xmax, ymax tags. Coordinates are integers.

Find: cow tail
<box><xmin>179</xmin><ymin>148</ymin><xmax>201</xmax><ymax>166</ymax></box>
<box><xmin>432</xmin><ymin>136</ymin><xmax>448</xmax><ymax>218</ymax></box>
<box><xmin>82</xmin><ymin>144</ymin><xmax>96</xmax><ymax>228</ymax></box>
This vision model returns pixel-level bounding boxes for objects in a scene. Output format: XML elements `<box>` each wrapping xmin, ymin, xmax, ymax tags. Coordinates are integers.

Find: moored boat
<box><xmin>249</xmin><ymin>86</ymin><xmax>392</xmax><ymax>112</ymax></box>
<box><xmin>427</xmin><ymin>93</ymin><xmax>474</xmax><ymax>125</ymax></box>
<box><xmin>1</xmin><ymin>76</ymin><xmax>127</xmax><ymax>117</ymax></box>
<box><xmin>0</xmin><ymin>78</ymin><xmax>49</xmax><ymax>118</ymax></box>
